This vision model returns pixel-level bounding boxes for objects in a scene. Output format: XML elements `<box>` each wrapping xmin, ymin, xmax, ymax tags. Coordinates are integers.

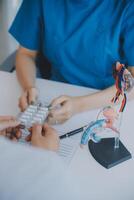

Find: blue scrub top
<box><xmin>9</xmin><ymin>0</ymin><xmax>134</xmax><ymax>89</ymax></box>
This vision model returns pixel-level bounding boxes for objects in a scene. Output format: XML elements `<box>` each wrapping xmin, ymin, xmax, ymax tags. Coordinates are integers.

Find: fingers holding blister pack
<box><xmin>17</xmin><ymin>102</ymin><xmax>50</xmax><ymax>143</ymax></box>
<box><xmin>19</xmin><ymin>88</ymin><xmax>38</xmax><ymax>111</ymax></box>
<box><xmin>17</xmin><ymin>101</ymin><xmax>64</xmax><ymax>143</ymax></box>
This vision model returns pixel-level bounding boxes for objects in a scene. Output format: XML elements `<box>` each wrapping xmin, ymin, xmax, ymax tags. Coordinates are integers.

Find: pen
<box><xmin>60</xmin><ymin>126</ymin><xmax>87</xmax><ymax>139</ymax></box>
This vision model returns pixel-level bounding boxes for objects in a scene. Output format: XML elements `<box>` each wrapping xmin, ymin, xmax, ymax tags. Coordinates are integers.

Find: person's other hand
<box><xmin>19</xmin><ymin>87</ymin><xmax>38</xmax><ymax>111</ymax></box>
<box><xmin>0</xmin><ymin>116</ymin><xmax>21</xmax><ymax>141</ymax></box>
<box><xmin>47</xmin><ymin>95</ymin><xmax>83</xmax><ymax>124</ymax></box>
<box><xmin>31</xmin><ymin>124</ymin><xmax>59</xmax><ymax>151</ymax></box>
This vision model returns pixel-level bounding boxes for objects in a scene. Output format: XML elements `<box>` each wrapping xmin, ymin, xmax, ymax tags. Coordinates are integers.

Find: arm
<box><xmin>16</xmin><ymin>46</ymin><xmax>38</xmax><ymax>110</ymax></box>
<box><xmin>48</xmin><ymin>67</ymin><xmax>134</xmax><ymax>124</ymax></box>
<box><xmin>16</xmin><ymin>46</ymin><xmax>38</xmax><ymax>91</ymax></box>
<box><xmin>79</xmin><ymin>68</ymin><xmax>134</xmax><ymax>111</ymax></box>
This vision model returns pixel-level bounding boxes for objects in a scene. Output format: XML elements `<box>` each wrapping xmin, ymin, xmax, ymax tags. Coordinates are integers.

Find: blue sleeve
<box><xmin>9</xmin><ymin>0</ymin><xmax>42</xmax><ymax>51</ymax></box>
<box><xmin>122</xmin><ymin>1</ymin><xmax>134</xmax><ymax>66</ymax></box>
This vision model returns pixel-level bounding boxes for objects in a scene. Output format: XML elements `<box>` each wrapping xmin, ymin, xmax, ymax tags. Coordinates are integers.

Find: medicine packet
<box><xmin>18</xmin><ymin>103</ymin><xmax>49</xmax><ymax>128</ymax></box>
<box><xmin>17</xmin><ymin>103</ymin><xmax>49</xmax><ymax>143</ymax></box>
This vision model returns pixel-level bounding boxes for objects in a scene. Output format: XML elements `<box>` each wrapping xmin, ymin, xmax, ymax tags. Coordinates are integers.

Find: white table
<box><xmin>0</xmin><ymin>71</ymin><xmax>134</xmax><ymax>200</ymax></box>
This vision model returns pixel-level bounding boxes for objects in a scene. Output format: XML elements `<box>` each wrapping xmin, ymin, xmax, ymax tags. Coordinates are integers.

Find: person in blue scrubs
<box><xmin>9</xmin><ymin>0</ymin><xmax>134</xmax><ymax>124</ymax></box>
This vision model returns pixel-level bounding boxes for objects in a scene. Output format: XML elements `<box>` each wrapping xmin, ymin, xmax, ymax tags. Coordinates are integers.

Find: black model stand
<box><xmin>88</xmin><ymin>138</ymin><xmax>132</xmax><ymax>169</ymax></box>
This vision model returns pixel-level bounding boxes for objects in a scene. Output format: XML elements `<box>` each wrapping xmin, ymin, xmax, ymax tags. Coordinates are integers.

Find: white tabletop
<box><xmin>0</xmin><ymin>71</ymin><xmax>134</xmax><ymax>200</ymax></box>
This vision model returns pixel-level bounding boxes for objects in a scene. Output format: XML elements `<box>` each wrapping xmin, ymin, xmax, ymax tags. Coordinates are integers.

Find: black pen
<box><xmin>60</xmin><ymin>126</ymin><xmax>87</xmax><ymax>139</ymax></box>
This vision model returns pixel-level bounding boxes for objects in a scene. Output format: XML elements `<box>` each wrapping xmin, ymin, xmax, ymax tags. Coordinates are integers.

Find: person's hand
<box><xmin>47</xmin><ymin>95</ymin><xmax>84</xmax><ymax>124</ymax></box>
<box><xmin>0</xmin><ymin>116</ymin><xmax>21</xmax><ymax>141</ymax></box>
<box><xmin>19</xmin><ymin>87</ymin><xmax>38</xmax><ymax>111</ymax></box>
<box><xmin>30</xmin><ymin>124</ymin><xmax>59</xmax><ymax>151</ymax></box>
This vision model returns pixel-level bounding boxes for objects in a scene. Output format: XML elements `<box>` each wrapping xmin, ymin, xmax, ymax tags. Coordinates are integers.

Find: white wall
<box><xmin>0</xmin><ymin>0</ymin><xmax>22</xmax><ymax>64</ymax></box>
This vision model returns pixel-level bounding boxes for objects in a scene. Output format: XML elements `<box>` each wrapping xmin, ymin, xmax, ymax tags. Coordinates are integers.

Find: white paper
<box><xmin>19</xmin><ymin>128</ymin><xmax>81</xmax><ymax>164</ymax></box>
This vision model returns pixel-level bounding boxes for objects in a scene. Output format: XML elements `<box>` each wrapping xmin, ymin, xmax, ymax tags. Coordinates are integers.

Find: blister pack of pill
<box><xmin>18</xmin><ymin>103</ymin><xmax>49</xmax><ymax>129</ymax></box>
<box><xmin>17</xmin><ymin>103</ymin><xmax>49</xmax><ymax>143</ymax></box>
